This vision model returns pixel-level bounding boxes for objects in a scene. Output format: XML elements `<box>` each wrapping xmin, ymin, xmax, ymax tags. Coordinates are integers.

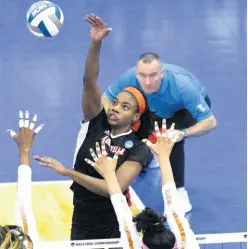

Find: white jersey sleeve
<box><xmin>162</xmin><ymin>182</ymin><xmax>199</xmax><ymax>249</ymax></box>
<box><xmin>15</xmin><ymin>165</ymin><xmax>39</xmax><ymax>248</ymax></box>
<box><xmin>110</xmin><ymin>193</ymin><xmax>141</xmax><ymax>249</ymax></box>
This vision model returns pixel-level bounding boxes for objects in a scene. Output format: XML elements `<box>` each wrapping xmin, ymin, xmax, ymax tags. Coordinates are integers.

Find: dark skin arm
<box><xmin>82</xmin><ymin>14</ymin><xmax>112</xmax><ymax>122</ymax></box>
<box><xmin>34</xmin><ymin>155</ymin><xmax>142</xmax><ymax>198</ymax></box>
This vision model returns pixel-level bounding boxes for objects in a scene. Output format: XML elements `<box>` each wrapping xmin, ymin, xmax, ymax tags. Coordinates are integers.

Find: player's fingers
<box><xmin>33</xmin><ymin>155</ymin><xmax>41</xmax><ymax>161</ymax></box>
<box><xmin>94</xmin><ymin>15</ymin><xmax>106</xmax><ymax>27</ymax></box>
<box><xmin>101</xmin><ymin>140</ymin><xmax>107</xmax><ymax>156</ymax></box>
<box><xmin>113</xmin><ymin>151</ymin><xmax>121</xmax><ymax>161</ymax></box>
<box><xmin>90</xmin><ymin>148</ymin><xmax>98</xmax><ymax>162</ymax></box>
<box><xmin>84</xmin><ymin>158</ymin><xmax>95</xmax><ymax>166</ymax></box>
<box><xmin>29</xmin><ymin>114</ymin><xmax>37</xmax><ymax>130</ymax></box>
<box><xmin>84</xmin><ymin>16</ymin><xmax>95</xmax><ymax>25</ymax></box>
<box><xmin>162</xmin><ymin>119</ymin><xmax>167</xmax><ymax>137</ymax></box>
<box><xmin>95</xmin><ymin>142</ymin><xmax>102</xmax><ymax>158</ymax></box>
<box><xmin>39</xmin><ymin>162</ymin><xmax>52</xmax><ymax>167</ymax></box>
<box><xmin>34</xmin><ymin>124</ymin><xmax>44</xmax><ymax>134</ymax></box>
<box><xmin>154</xmin><ymin>121</ymin><xmax>163</xmax><ymax>143</ymax></box>
<box><xmin>7</xmin><ymin>129</ymin><xmax>17</xmax><ymax>138</ymax></box>
<box><xmin>166</xmin><ymin>123</ymin><xmax>175</xmax><ymax>139</ymax></box>
<box><xmin>169</xmin><ymin>123</ymin><xmax>175</xmax><ymax>132</ymax></box>
<box><xmin>90</xmin><ymin>14</ymin><xmax>101</xmax><ymax>23</ymax></box>
<box><xmin>19</xmin><ymin>110</ymin><xmax>24</xmax><ymax>129</ymax></box>
<box><xmin>43</xmin><ymin>157</ymin><xmax>55</xmax><ymax>163</ymax></box>
<box><xmin>33</xmin><ymin>156</ymin><xmax>51</xmax><ymax>164</ymax></box>
<box><xmin>142</xmin><ymin>139</ymin><xmax>152</xmax><ymax>147</ymax></box>
<box><xmin>88</xmin><ymin>15</ymin><xmax>98</xmax><ymax>25</ymax></box>
<box><xmin>154</xmin><ymin>121</ymin><xmax>161</xmax><ymax>138</ymax></box>
<box><xmin>24</xmin><ymin>110</ymin><xmax>29</xmax><ymax>128</ymax></box>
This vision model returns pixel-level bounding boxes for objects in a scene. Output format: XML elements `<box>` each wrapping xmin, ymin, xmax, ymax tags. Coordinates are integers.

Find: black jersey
<box><xmin>71</xmin><ymin>109</ymin><xmax>150</xmax><ymax>212</ymax></box>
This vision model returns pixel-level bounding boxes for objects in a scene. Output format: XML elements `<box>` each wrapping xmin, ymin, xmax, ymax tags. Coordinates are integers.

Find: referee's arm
<box><xmin>184</xmin><ymin>115</ymin><xmax>216</xmax><ymax>137</ymax></box>
<box><xmin>181</xmin><ymin>88</ymin><xmax>217</xmax><ymax>137</ymax></box>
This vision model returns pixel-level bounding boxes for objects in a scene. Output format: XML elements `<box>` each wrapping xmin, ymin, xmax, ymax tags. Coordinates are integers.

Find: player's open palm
<box><xmin>84</xmin><ymin>14</ymin><xmax>112</xmax><ymax>43</ymax></box>
<box><xmin>34</xmin><ymin>156</ymin><xmax>68</xmax><ymax>176</ymax></box>
<box><xmin>85</xmin><ymin>141</ymin><xmax>119</xmax><ymax>178</ymax></box>
<box><xmin>7</xmin><ymin>110</ymin><xmax>44</xmax><ymax>151</ymax></box>
<box><xmin>143</xmin><ymin>119</ymin><xmax>178</xmax><ymax>158</ymax></box>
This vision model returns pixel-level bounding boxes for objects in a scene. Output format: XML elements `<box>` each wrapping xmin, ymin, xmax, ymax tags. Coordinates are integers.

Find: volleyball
<box><xmin>26</xmin><ymin>1</ymin><xmax>64</xmax><ymax>38</ymax></box>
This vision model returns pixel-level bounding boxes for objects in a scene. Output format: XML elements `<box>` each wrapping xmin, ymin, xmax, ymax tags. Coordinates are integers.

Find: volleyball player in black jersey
<box><xmin>34</xmin><ymin>14</ymin><xmax>155</xmax><ymax>240</ymax></box>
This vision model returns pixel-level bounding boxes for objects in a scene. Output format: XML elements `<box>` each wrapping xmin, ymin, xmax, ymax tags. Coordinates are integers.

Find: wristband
<box><xmin>181</xmin><ymin>129</ymin><xmax>187</xmax><ymax>138</ymax></box>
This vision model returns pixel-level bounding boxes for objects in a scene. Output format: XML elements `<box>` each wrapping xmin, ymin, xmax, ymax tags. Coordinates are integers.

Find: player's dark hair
<box><xmin>138</xmin><ymin>53</ymin><xmax>161</xmax><ymax>64</ymax></box>
<box><xmin>0</xmin><ymin>225</ymin><xmax>33</xmax><ymax>249</ymax></box>
<box><xmin>133</xmin><ymin>207</ymin><xmax>176</xmax><ymax>249</ymax></box>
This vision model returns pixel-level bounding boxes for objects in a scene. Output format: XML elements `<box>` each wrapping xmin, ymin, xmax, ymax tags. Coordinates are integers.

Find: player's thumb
<box><xmin>113</xmin><ymin>151</ymin><xmax>121</xmax><ymax>161</ymax></box>
<box><xmin>7</xmin><ymin>129</ymin><xmax>17</xmax><ymax>139</ymax></box>
<box><xmin>142</xmin><ymin>139</ymin><xmax>153</xmax><ymax>148</ymax></box>
<box><xmin>106</xmin><ymin>28</ymin><xmax>112</xmax><ymax>34</ymax></box>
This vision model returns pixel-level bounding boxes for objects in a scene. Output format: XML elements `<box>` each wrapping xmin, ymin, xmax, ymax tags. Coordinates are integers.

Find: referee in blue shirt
<box><xmin>102</xmin><ymin>53</ymin><xmax>217</xmax><ymax>213</ymax></box>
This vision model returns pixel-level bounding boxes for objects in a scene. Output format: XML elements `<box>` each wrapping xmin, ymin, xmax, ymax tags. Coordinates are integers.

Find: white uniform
<box><xmin>15</xmin><ymin>165</ymin><xmax>39</xmax><ymax>249</ymax></box>
<box><xmin>111</xmin><ymin>183</ymin><xmax>199</xmax><ymax>249</ymax></box>
<box><xmin>162</xmin><ymin>182</ymin><xmax>199</xmax><ymax>249</ymax></box>
<box><xmin>111</xmin><ymin>194</ymin><xmax>141</xmax><ymax>249</ymax></box>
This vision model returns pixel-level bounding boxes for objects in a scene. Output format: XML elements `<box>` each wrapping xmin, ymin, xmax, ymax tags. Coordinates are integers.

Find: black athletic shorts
<box><xmin>70</xmin><ymin>206</ymin><xmax>120</xmax><ymax>240</ymax></box>
<box><xmin>153</xmin><ymin>95</ymin><xmax>211</xmax><ymax>188</ymax></box>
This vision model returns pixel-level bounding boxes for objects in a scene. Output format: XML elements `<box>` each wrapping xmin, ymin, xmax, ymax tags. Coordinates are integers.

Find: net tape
<box><xmin>42</xmin><ymin>232</ymin><xmax>247</xmax><ymax>249</ymax></box>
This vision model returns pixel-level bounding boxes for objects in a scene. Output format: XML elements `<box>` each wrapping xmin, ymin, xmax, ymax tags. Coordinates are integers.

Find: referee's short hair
<box><xmin>138</xmin><ymin>53</ymin><xmax>161</xmax><ymax>64</ymax></box>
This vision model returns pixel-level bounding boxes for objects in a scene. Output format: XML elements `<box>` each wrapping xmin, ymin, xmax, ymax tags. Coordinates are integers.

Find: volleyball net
<box><xmin>42</xmin><ymin>232</ymin><xmax>247</xmax><ymax>249</ymax></box>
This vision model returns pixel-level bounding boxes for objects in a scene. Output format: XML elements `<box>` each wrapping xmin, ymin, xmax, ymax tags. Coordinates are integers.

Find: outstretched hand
<box><xmin>34</xmin><ymin>156</ymin><xmax>68</xmax><ymax>176</ymax></box>
<box><xmin>7</xmin><ymin>110</ymin><xmax>44</xmax><ymax>151</ymax></box>
<box><xmin>84</xmin><ymin>141</ymin><xmax>119</xmax><ymax>178</ymax></box>
<box><xmin>143</xmin><ymin>119</ymin><xmax>178</xmax><ymax>159</ymax></box>
<box><xmin>84</xmin><ymin>14</ymin><xmax>112</xmax><ymax>43</ymax></box>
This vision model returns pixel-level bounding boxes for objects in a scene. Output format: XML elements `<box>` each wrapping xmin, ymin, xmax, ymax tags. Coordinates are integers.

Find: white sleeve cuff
<box><xmin>18</xmin><ymin>165</ymin><xmax>32</xmax><ymax>179</ymax></box>
<box><xmin>17</xmin><ymin>165</ymin><xmax>32</xmax><ymax>205</ymax></box>
<box><xmin>111</xmin><ymin>194</ymin><xmax>141</xmax><ymax>249</ymax></box>
<box><xmin>162</xmin><ymin>182</ymin><xmax>177</xmax><ymax>192</ymax></box>
<box><xmin>162</xmin><ymin>182</ymin><xmax>177</xmax><ymax>210</ymax></box>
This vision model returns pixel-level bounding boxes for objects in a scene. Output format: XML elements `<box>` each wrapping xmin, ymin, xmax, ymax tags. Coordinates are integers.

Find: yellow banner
<box><xmin>0</xmin><ymin>181</ymin><xmax>141</xmax><ymax>241</ymax></box>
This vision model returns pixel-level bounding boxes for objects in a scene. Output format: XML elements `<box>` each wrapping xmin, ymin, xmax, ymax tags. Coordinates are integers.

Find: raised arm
<box><xmin>7</xmin><ymin>111</ymin><xmax>44</xmax><ymax>247</ymax></box>
<box><xmin>144</xmin><ymin>120</ymin><xmax>200</xmax><ymax>249</ymax></box>
<box><xmin>143</xmin><ymin>120</ymin><xmax>175</xmax><ymax>185</ymax></box>
<box><xmin>82</xmin><ymin>14</ymin><xmax>112</xmax><ymax>122</ymax></box>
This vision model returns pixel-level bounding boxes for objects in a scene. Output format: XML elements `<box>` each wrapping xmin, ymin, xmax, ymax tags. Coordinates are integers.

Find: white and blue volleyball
<box><xmin>27</xmin><ymin>1</ymin><xmax>64</xmax><ymax>38</ymax></box>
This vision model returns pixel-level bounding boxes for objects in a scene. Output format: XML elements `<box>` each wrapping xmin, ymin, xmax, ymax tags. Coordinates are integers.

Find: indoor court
<box><xmin>0</xmin><ymin>0</ymin><xmax>246</xmax><ymax>248</ymax></box>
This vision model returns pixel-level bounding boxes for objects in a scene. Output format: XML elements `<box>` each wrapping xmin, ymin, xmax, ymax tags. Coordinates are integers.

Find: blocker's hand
<box><xmin>143</xmin><ymin>119</ymin><xmax>178</xmax><ymax>158</ymax></box>
<box><xmin>7</xmin><ymin>110</ymin><xmax>44</xmax><ymax>151</ymax></box>
<box><xmin>85</xmin><ymin>141</ymin><xmax>119</xmax><ymax>178</ymax></box>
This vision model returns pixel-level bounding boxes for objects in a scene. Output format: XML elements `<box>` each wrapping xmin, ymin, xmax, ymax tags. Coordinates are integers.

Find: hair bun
<box><xmin>133</xmin><ymin>207</ymin><xmax>166</xmax><ymax>232</ymax></box>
